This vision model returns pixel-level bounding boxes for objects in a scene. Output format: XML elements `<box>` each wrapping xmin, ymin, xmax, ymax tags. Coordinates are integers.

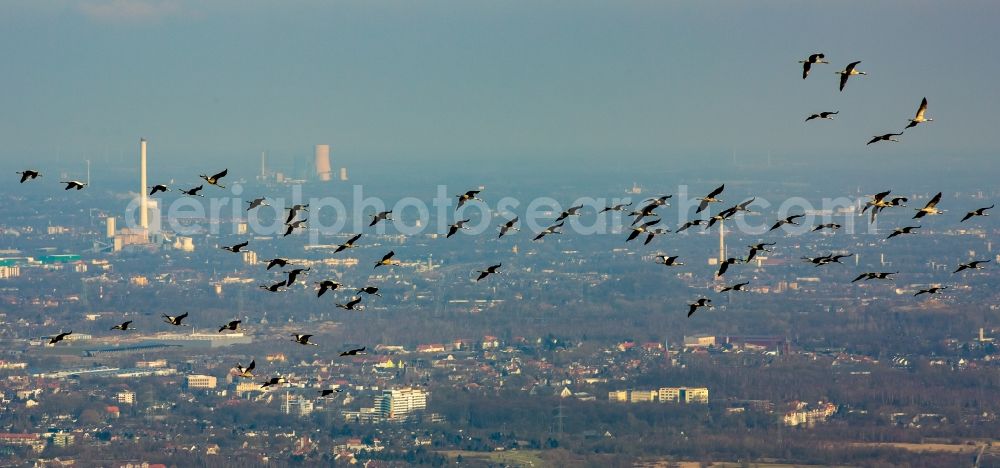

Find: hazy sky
<box><xmin>1</xmin><ymin>0</ymin><xmax>998</xmax><ymax>169</ymax></box>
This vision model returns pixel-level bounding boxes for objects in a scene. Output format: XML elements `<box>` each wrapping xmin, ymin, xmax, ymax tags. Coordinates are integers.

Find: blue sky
<box><xmin>1</xmin><ymin>0</ymin><xmax>998</xmax><ymax>170</ymax></box>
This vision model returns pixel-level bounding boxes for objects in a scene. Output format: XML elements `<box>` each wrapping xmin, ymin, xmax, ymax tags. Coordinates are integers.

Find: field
<box><xmin>439</xmin><ymin>449</ymin><xmax>548</xmax><ymax>467</ymax></box>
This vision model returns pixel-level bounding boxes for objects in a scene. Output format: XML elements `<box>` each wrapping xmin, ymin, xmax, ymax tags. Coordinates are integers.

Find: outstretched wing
<box><xmin>696</xmin><ymin>200</ymin><xmax>709</xmax><ymax>213</ymax></box>
<box><xmin>212</xmin><ymin>169</ymin><xmax>228</xmax><ymax>180</ymax></box>
<box><xmin>924</xmin><ymin>192</ymin><xmax>942</xmax><ymax>209</ymax></box>
<box><xmin>914</xmin><ymin>97</ymin><xmax>928</xmax><ymax>120</ymax></box>
<box><xmin>707</xmin><ymin>184</ymin><xmax>725</xmax><ymax>198</ymax></box>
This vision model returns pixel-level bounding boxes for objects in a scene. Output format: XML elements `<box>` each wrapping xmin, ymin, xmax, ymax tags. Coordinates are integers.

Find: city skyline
<box><xmin>0</xmin><ymin>1</ymin><xmax>998</xmax><ymax>466</ymax></box>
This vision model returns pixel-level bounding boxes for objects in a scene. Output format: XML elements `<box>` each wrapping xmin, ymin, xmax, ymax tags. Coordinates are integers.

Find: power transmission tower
<box><xmin>555</xmin><ymin>401</ymin><xmax>565</xmax><ymax>440</ymax></box>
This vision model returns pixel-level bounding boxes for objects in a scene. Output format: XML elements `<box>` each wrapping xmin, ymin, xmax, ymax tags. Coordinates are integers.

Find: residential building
<box><xmin>186</xmin><ymin>374</ymin><xmax>217</xmax><ymax>389</ymax></box>
<box><xmin>629</xmin><ymin>390</ymin><xmax>657</xmax><ymax>403</ymax></box>
<box><xmin>608</xmin><ymin>390</ymin><xmax>629</xmax><ymax>402</ymax></box>
<box><xmin>281</xmin><ymin>392</ymin><xmax>314</xmax><ymax>417</ymax></box>
<box><xmin>376</xmin><ymin>387</ymin><xmax>428</xmax><ymax>421</ymax></box>
<box><xmin>116</xmin><ymin>391</ymin><xmax>136</xmax><ymax>405</ymax></box>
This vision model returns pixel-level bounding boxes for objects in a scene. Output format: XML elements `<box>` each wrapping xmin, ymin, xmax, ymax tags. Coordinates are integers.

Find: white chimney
<box><xmin>140</xmin><ymin>138</ymin><xmax>148</xmax><ymax>229</ymax></box>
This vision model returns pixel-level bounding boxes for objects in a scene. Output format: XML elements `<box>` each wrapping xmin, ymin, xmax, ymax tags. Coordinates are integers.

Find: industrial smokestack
<box><xmin>140</xmin><ymin>138</ymin><xmax>148</xmax><ymax>229</ymax></box>
<box><xmin>315</xmin><ymin>144</ymin><xmax>332</xmax><ymax>182</ymax></box>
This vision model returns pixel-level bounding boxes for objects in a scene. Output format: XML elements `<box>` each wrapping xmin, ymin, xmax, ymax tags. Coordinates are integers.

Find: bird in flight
<box><xmin>862</xmin><ymin>190</ymin><xmax>893</xmax><ymax>212</ymax></box>
<box><xmin>626</xmin><ymin>219</ymin><xmax>660</xmax><ymax>242</ymax></box>
<box><xmin>914</xmin><ymin>286</ymin><xmax>947</xmax><ymax>296</ymax></box>
<box><xmin>148</xmin><ymin>184</ymin><xmax>169</xmax><ymax>195</ymax></box>
<box><xmin>828</xmin><ymin>253</ymin><xmax>854</xmax><ymax>264</ymax></box>
<box><xmin>340</xmin><ymin>347</ymin><xmax>366</xmax><ymax>356</ymax></box>
<box><xmin>687</xmin><ymin>298</ymin><xmax>713</xmax><ymax>317</ymax></box>
<box><xmin>235</xmin><ymin>360</ymin><xmax>255</xmax><ymax>379</ymax></box>
<box><xmin>498</xmin><ymin>216</ymin><xmax>519</xmax><ymax>239</ymax></box>
<box><xmin>476</xmin><ymin>264</ymin><xmax>502</xmax><ymax>281</ymax></box>
<box><xmin>49</xmin><ymin>331</ymin><xmax>73</xmax><ymax>345</ymax></box>
<box><xmin>852</xmin><ymin>272</ymin><xmax>898</xmax><ymax>283</ymax></box>
<box><xmin>199</xmin><ymin>169</ymin><xmax>228</xmax><ymax>188</ymax></box>
<box><xmin>644</xmin><ymin>195</ymin><xmax>673</xmax><ymax>207</ymax></box>
<box><xmin>802</xmin><ymin>253</ymin><xmax>852</xmax><ymax>266</ymax></box>
<box><xmin>180</xmin><ymin>185</ymin><xmax>204</xmax><ymax>197</ymax></box>
<box><xmin>374</xmin><ymin>251</ymin><xmax>399</xmax><ymax>269</ymax></box>
<box><xmin>260</xmin><ymin>280</ymin><xmax>287</xmax><ymax>292</ymax></box>
<box><xmin>285</xmin><ymin>268</ymin><xmax>310</xmax><ymax>286</ymax></box>
<box><xmin>746</xmin><ymin>242</ymin><xmax>775</xmax><ymax>262</ymax></box>
<box><xmin>246</xmin><ymin>197</ymin><xmax>268</xmax><ymax>211</ymax></box>
<box><xmin>61</xmin><ymin>180</ymin><xmax>87</xmax><ymax>190</ymax></box>
<box><xmin>733</xmin><ymin>197</ymin><xmax>757</xmax><ymax>214</ymax></box>
<box><xmin>111</xmin><ymin>321</ymin><xmax>134</xmax><ymax>331</ymax></box>
<box><xmin>357</xmin><ymin>286</ymin><xmax>381</xmax><ymax>296</ymax></box>
<box><xmin>837</xmin><ymin>61</ymin><xmax>866</xmax><ymax>91</ymax></box>
<box><xmin>867</xmin><ymin>132</ymin><xmax>903</xmax><ymax>145</ymax></box>
<box><xmin>862</xmin><ymin>190</ymin><xmax>901</xmax><ymax>223</ymax></box>
<box><xmin>654</xmin><ymin>254</ymin><xmax>683</xmax><ymax>267</ymax></box>
<box><xmin>260</xmin><ymin>376</ymin><xmax>287</xmax><ymax>389</ymax></box>
<box><xmin>284</xmin><ymin>205</ymin><xmax>309</xmax><ymax>224</ymax></box>
<box><xmin>292</xmin><ymin>334</ymin><xmax>318</xmax><ymax>346</ymax></box>
<box><xmin>770</xmin><ymin>214</ymin><xmax>805</xmax><ymax>231</ymax></box>
<box><xmin>905</xmin><ymin>97</ymin><xmax>933</xmax><ymax>129</ymax></box>
<box><xmin>162</xmin><ymin>312</ymin><xmax>189</xmax><ymax>326</ymax></box>
<box><xmin>676</xmin><ymin>219</ymin><xmax>705</xmax><ymax>233</ymax></box>
<box><xmin>221</xmin><ymin>241</ymin><xmax>249</xmax><ymax>252</ymax></box>
<box><xmin>554</xmin><ymin>205</ymin><xmax>584</xmax><ymax>223</ymax></box>
<box><xmin>802</xmin><ymin>255</ymin><xmax>833</xmax><ymax>266</ymax></box>
<box><xmin>812</xmin><ymin>223</ymin><xmax>841</xmax><ymax>232</ymax></box>
<box><xmin>717</xmin><ymin>257</ymin><xmax>743</xmax><ymax>277</ymax></box>
<box><xmin>805</xmin><ymin>111</ymin><xmax>838</xmax><ymax>122</ymax></box>
<box><xmin>913</xmin><ymin>192</ymin><xmax>944</xmax><ymax>219</ymax></box>
<box><xmin>799</xmin><ymin>53</ymin><xmax>828</xmax><ymax>79</ymax></box>
<box><xmin>643</xmin><ymin>228</ymin><xmax>670</xmax><ymax>245</ymax></box>
<box><xmin>961</xmin><ymin>204</ymin><xmax>993</xmax><ymax>222</ymax></box>
<box><xmin>533</xmin><ymin>221</ymin><xmax>564</xmax><ymax>241</ymax></box>
<box><xmin>315</xmin><ymin>280</ymin><xmax>341</xmax><ymax>297</ymax></box>
<box><xmin>456</xmin><ymin>190</ymin><xmax>483</xmax><ymax>209</ymax></box>
<box><xmin>283</xmin><ymin>219</ymin><xmax>307</xmax><ymax>237</ymax></box>
<box><xmin>954</xmin><ymin>260</ymin><xmax>989</xmax><ymax>273</ymax></box>
<box><xmin>629</xmin><ymin>202</ymin><xmax>662</xmax><ymax>226</ymax></box>
<box><xmin>16</xmin><ymin>170</ymin><xmax>41</xmax><ymax>183</ymax></box>
<box><xmin>218</xmin><ymin>320</ymin><xmax>241</xmax><ymax>333</ymax></box>
<box><xmin>600</xmin><ymin>201</ymin><xmax>633</xmax><ymax>213</ymax></box>
<box><xmin>336</xmin><ymin>297</ymin><xmax>363</xmax><ymax>310</ymax></box>
<box><xmin>334</xmin><ymin>234</ymin><xmax>362</xmax><ymax>254</ymax></box>
<box><xmin>886</xmin><ymin>226</ymin><xmax>920</xmax><ymax>240</ymax></box>
<box><xmin>370</xmin><ymin>210</ymin><xmax>393</xmax><ymax>227</ymax></box>
<box><xmin>706</xmin><ymin>206</ymin><xmax>739</xmax><ymax>229</ymax></box>
<box><xmin>696</xmin><ymin>184</ymin><xmax>725</xmax><ymax>213</ymax></box>
<box><xmin>888</xmin><ymin>196</ymin><xmax>908</xmax><ymax>207</ymax></box>
<box><xmin>264</xmin><ymin>258</ymin><xmax>290</xmax><ymax>270</ymax></box>
<box><xmin>447</xmin><ymin>219</ymin><xmax>471</xmax><ymax>238</ymax></box>
<box><xmin>720</xmin><ymin>282</ymin><xmax>750</xmax><ymax>293</ymax></box>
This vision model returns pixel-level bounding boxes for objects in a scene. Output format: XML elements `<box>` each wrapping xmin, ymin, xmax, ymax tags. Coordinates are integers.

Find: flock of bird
<box><xmin>798</xmin><ymin>54</ymin><xmax>933</xmax><ymax>146</ymax></box>
<box><xmin>17</xmin><ymin>52</ymin><xmax>997</xmax><ymax>390</ymax></box>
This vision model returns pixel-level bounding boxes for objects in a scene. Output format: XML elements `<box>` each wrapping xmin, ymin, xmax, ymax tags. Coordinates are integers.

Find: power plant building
<box><xmin>315</xmin><ymin>144</ymin><xmax>332</xmax><ymax>181</ymax></box>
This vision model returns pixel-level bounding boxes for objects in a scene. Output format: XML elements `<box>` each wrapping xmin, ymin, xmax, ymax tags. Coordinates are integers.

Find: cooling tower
<box><xmin>315</xmin><ymin>144</ymin><xmax>332</xmax><ymax>182</ymax></box>
<box><xmin>140</xmin><ymin>138</ymin><xmax>148</xmax><ymax>229</ymax></box>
